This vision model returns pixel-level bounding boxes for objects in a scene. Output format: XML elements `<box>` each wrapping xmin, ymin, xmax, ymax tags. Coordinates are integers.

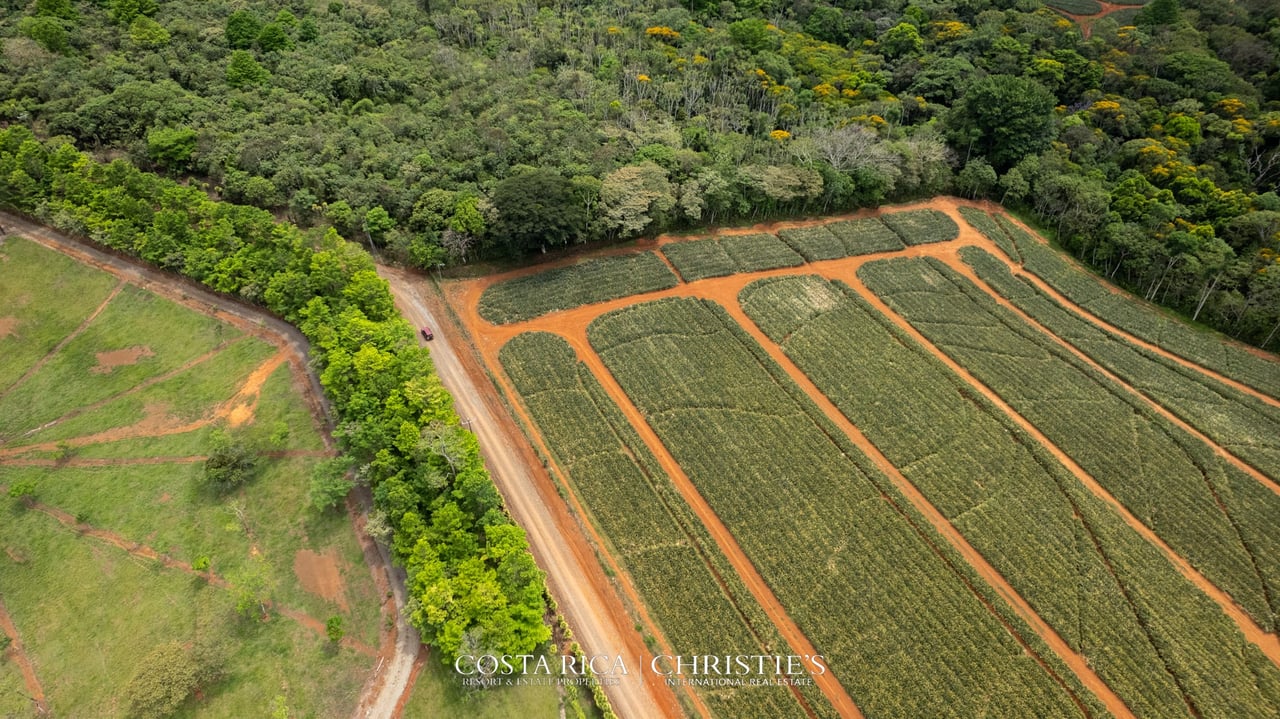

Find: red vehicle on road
<box><xmin>420</xmin><ymin>326</ymin><xmax>434</xmax><ymax>341</ymax></box>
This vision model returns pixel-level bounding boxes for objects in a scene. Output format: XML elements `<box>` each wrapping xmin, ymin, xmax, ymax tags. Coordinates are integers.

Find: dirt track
<box><xmin>443</xmin><ymin>197</ymin><xmax>1280</xmax><ymax>716</ymax></box>
<box><xmin>378</xmin><ymin>266</ymin><xmax>686</xmax><ymax>719</ymax></box>
<box><xmin>0</xmin><ymin>212</ymin><xmax>417</xmax><ymax>718</ymax></box>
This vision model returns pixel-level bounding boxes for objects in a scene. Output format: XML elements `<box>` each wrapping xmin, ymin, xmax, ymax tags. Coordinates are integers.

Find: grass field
<box><xmin>456</xmin><ymin>198</ymin><xmax>1280</xmax><ymax>719</ymax></box>
<box><xmin>0</xmin><ymin>237</ymin><xmax>382</xmax><ymax>717</ymax></box>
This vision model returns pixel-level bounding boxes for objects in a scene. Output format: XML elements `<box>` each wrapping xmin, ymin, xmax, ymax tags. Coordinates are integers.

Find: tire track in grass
<box><xmin>718</xmin><ymin>292</ymin><xmax>1135</xmax><ymax>719</ymax></box>
<box><xmin>0</xmin><ymin>597</ymin><xmax>48</xmax><ymax>715</ymax></box>
<box><xmin>8</xmin><ymin>336</ymin><xmax>248</xmax><ymax>445</ymax></box>
<box><xmin>963</xmin><ymin>206</ymin><xmax>1280</xmax><ymax>410</ymax></box>
<box><xmin>0</xmin><ymin>279</ymin><xmax>125</xmax><ymax>402</ymax></box>
<box><xmin>2</xmin><ymin>488</ymin><xmax>379</xmax><ymax>658</ymax></box>
<box><xmin>0</xmin><ymin>350</ymin><xmax>289</xmax><ymax>458</ymax></box>
<box><xmin>946</xmin><ymin>250</ymin><xmax>1280</xmax><ymax>495</ymax></box>
<box><xmin>839</xmin><ymin>272</ymin><xmax>1280</xmax><ymax>669</ymax></box>
<box><xmin>557</xmin><ymin>324</ymin><xmax>866</xmax><ymax>719</ymax></box>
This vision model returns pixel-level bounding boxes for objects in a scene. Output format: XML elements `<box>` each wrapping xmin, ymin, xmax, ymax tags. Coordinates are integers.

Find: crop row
<box><xmin>859</xmin><ymin>257</ymin><xmax>1280</xmax><ymax>633</ymax></box>
<box><xmin>986</xmin><ymin>213</ymin><xmax>1280</xmax><ymax>399</ymax></box>
<box><xmin>958</xmin><ymin>206</ymin><xmax>1020</xmax><ymax>262</ymax></box>
<box><xmin>777</xmin><ymin>218</ymin><xmax>904</xmax><ymax>261</ymax></box>
<box><xmin>1043</xmin><ymin>0</ymin><xmax>1104</xmax><ymax>15</ymax></box>
<box><xmin>878</xmin><ymin>208</ymin><xmax>960</xmax><ymax>246</ymax></box>
<box><xmin>587</xmin><ymin>297</ymin><xmax>1086</xmax><ymax>719</ymax></box>
<box><xmin>498</xmin><ymin>332</ymin><xmax>828</xmax><ymax>719</ymax></box>
<box><xmin>741</xmin><ymin>273</ymin><xmax>1280</xmax><ymax>719</ymax></box>
<box><xmin>661</xmin><ymin>233</ymin><xmax>803</xmax><ymax>282</ymax></box>
<box><xmin>960</xmin><ymin>246</ymin><xmax>1280</xmax><ymax>482</ymax></box>
<box><xmin>477</xmin><ymin>252</ymin><xmax>678</xmax><ymax>324</ymax></box>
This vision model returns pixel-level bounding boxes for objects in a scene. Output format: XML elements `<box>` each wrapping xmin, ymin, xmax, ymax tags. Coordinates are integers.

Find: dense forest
<box><xmin>0</xmin><ymin>0</ymin><xmax>1277</xmax><ymax>347</ymax></box>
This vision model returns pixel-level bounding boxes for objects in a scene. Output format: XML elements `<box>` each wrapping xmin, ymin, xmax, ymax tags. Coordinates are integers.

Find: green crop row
<box><xmin>478</xmin><ymin>252</ymin><xmax>678</xmax><ymax>324</ymax></box>
<box><xmin>741</xmin><ymin>273</ymin><xmax>1280</xmax><ymax>719</ymax></box>
<box><xmin>958</xmin><ymin>206</ymin><xmax>1020</xmax><ymax>262</ymax></box>
<box><xmin>662</xmin><ymin>233</ymin><xmax>803</xmax><ymax>281</ymax></box>
<box><xmin>1044</xmin><ymin>0</ymin><xmax>1104</xmax><ymax>15</ymax></box>
<box><xmin>990</xmin><ymin>214</ymin><xmax>1280</xmax><ymax>399</ymax></box>
<box><xmin>878</xmin><ymin>208</ymin><xmax>960</xmax><ymax>246</ymax></box>
<box><xmin>587</xmin><ymin>297</ymin><xmax>1086</xmax><ymax>719</ymax></box>
<box><xmin>859</xmin><ymin>257</ymin><xmax>1280</xmax><ymax>633</ymax></box>
<box><xmin>498</xmin><ymin>332</ymin><xmax>831</xmax><ymax>719</ymax></box>
<box><xmin>823</xmin><ymin>217</ymin><xmax>906</xmax><ymax>255</ymax></box>
<box><xmin>960</xmin><ymin>246</ymin><xmax>1280</xmax><ymax>482</ymax></box>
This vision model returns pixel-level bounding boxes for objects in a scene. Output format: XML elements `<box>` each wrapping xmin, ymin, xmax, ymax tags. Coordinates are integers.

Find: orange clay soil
<box><xmin>0</xmin><ymin>597</ymin><xmax>48</xmax><ymax>714</ymax></box>
<box><xmin>0</xmin><ymin>317</ymin><xmax>19</xmax><ymax>340</ymax></box>
<box><xmin>447</xmin><ymin>196</ymin><xmax>1280</xmax><ymax>716</ymax></box>
<box><xmin>0</xmin><ymin>489</ymin><xmax>378</xmax><ymax>657</ymax></box>
<box><xmin>0</xmin><ymin>280</ymin><xmax>124</xmax><ymax>401</ymax></box>
<box><xmin>0</xmin><ymin>350</ymin><xmax>288</xmax><ymax>459</ymax></box>
<box><xmin>293</xmin><ymin>548</ymin><xmax>350</xmax><ymax>612</ymax></box>
<box><xmin>385</xmin><ymin>270</ymin><xmax>688</xmax><ymax>719</ymax></box>
<box><xmin>88</xmin><ymin>345</ymin><xmax>155</xmax><ymax>374</ymax></box>
<box><xmin>939</xmin><ymin>253</ymin><xmax>1280</xmax><ymax>496</ymax></box>
<box><xmin>1053</xmin><ymin>0</ymin><xmax>1138</xmax><ymax>39</ymax></box>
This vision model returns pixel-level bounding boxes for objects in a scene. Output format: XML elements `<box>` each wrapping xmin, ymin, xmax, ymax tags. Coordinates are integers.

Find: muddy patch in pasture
<box><xmin>0</xmin><ymin>317</ymin><xmax>19</xmax><ymax>339</ymax></box>
<box><xmin>294</xmin><ymin>547</ymin><xmax>349</xmax><ymax>611</ymax></box>
<box><xmin>90</xmin><ymin>345</ymin><xmax>155</xmax><ymax>374</ymax></box>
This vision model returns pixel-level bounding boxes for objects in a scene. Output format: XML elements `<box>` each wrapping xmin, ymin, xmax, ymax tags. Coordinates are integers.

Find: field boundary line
<box><xmin>0</xmin><ymin>279</ymin><xmax>125</xmax><ymax>405</ymax></box>
<box><xmin>965</xmin><ymin>205</ymin><xmax>1280</xmax><ymax>409</ymax></box>
<box><xmin>560</xmin><ymin>324</ymin><xmax>866</xmax><ymax>719</ymax></box>
<box><xmin>947</xmin><ymin>255</ymin><xmax>1280</xmax><ymax>495</ymax></box>
<box><xmin>485</xmin><ymin>346</ymin><xmax>716</xmax><ymax>719</ymax></box>
<box><xmin>841</xmin><ymin>273</ymin><xmax>1280</xmax><ymax>669</ymax></box>
<box><xmin>720</xmin><ymin>292</ymin><xmax>1134</xmax><ymax>719</ymax></box>
<box><xmin>0</xmin><ymin>596</ymin><xmax>48</xmax><ymax>715</ymax></box>
<box><xmin>2</xmin><ymin>487</ymin><xmax>379</xmax><ymax>658</ymax></box>
<box><xmin>10</xmin><ymin>336</ymin><xmax>249</xmax><ymax>445</ymax></box>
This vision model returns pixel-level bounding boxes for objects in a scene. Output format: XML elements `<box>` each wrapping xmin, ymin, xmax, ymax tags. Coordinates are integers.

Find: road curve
<box><xmin>0</xmin><ymin>211</ymin><xmax>419</xmax><ymax>719</ymax></box>
<box><xmin>378</xmin><ymin>265</ymin><xmax>685</xmax><ymax>719</ymax></box>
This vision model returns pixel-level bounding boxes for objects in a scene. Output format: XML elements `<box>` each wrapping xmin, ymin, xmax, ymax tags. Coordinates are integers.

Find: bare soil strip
<box><xmin>945</xmin><ymin>255</ymin><xmax>1280</xmax><ymax>494</ymax></box>
<box><xmin>0</xmin><ymin>279</ymin><xmax>125</xmax><ymax>401</ymax></box>
<box><xmin>9</xmin><ymin>337</ymin><xmax>248</xmax><ymax>444</ymax></box>
<box><xmin>390</xmin><ymin>646</ymin><xmax>430</xmax><ymax>719</ymax></box>
<box><xmin>3</xmin><ymin>489</ymin><xmax>379</xmax><ymax>657</ymax></box>
<box><xmin>839</xmin><ymin>272</ymin><xmax>1280</xmax><ymax>668</ymax></box>
<box><xmin>716</xmin><ymin>295</ymin><xmax>1136</xmax><ymax>719</ymax></box>
<box><xmin>972</xmin><ymin>205</ymin><xmax>1280</xmax><ymax>410</ymax></box>
<box><xmin>381</xmin><ymin>268</ymin><xmax>687</xmax><ymax>719</ymax></box>
<box><xmin>0</xmin><ymin>213</ymin><xmax>408</xmax><ymax>716</ymax></box>
<box><xmin>0</xmin><ymin>597</ymin><xmax>48</xmax><ymax>714</ymax></box>
<box><xmin>0</xmin><ymin>350</ymin><xmax>289</xmax><ymax>458</ymax></box>
<box><xmin>562</xmin><ymin>327</ymin><xmax>865</xmax><ymax>719</ymax></box>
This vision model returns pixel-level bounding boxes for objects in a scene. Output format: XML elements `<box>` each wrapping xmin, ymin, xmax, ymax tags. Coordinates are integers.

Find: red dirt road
<box><xmin>379</xmin><ymin>267</ymin><xmax>686</xmax><ymax>719</ymax></box>
<box><xmin>443</xmin><ymin>196</ymin><xmax>1280</xmax><ymax>717</ymax></box>
<box><xmin>0</xmin><ymin>596</ymin><xmax>47</xmax><ymax>715</ymax></box>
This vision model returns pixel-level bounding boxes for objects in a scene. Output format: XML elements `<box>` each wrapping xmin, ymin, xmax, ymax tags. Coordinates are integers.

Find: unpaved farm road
<box><xmin>0</xmin><ymin>212</ymin><xmax>418</xmax><ymax>719</ymax></box>
<box><xmin>379</xmin><ymin>265</ymin><xmax>684</xmax><ymax>719</ymax></box>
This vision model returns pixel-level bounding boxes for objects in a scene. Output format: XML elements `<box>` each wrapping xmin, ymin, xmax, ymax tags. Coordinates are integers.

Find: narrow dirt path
<box><xmin>837</xmin><ymin>271</ymin><xmax>1280</xmax><ymax>669</ymax></box>
<box><xmin>0</xmin><ymin>213</ymin><xmax>410</xmax><ymax>717</ymax></box>
<box><xmin>379</xmin><ymin>268</ymin><xmax>685</xmax><ymax>719</ymax></box>
<box><xmin>968</xmin><ymin>204</ymin><xmax>1280</xmax><ymax>410</ymax></box>
<box><xmin>943</xmin><ymin>252</ymin><xmax>1280</xmax><ymax>494</ymax></box>
<box><xmin>3</xmin><ymin>489</ymin><xmax>379</xmax><ymax>657</ymax></box>
<box><xmin>716</xmin><ymin>294</ymin><xmax>1136</xmax><ymax>719</ymax></box>
<box><xmin>1053</xmin><ymin>0</ymin><xmax>1138</xmax><ymax>38</ymax></box>
<box><xmin>0</xmin><ymin>279</ymin><xmax>124</xmax><ymax>402</ymax></box>
<box><xmin>9</xmin><ymin>337</ymin><xmax>248</xmax><ymax>445</ymax></box>
<box><xmin>0</xmin><ymin>350</ymin><xmax>288</xmax><ymax>458</ymax></box>
<box><xmin>0</xmin><ymin>597</ymin><xmax>47</xmax><ymax>715</ymax></box>
<box><xmin>556</xmin><ymin>325</ymin><xmax>865</xmax><ymax>719</ymax></box>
